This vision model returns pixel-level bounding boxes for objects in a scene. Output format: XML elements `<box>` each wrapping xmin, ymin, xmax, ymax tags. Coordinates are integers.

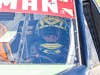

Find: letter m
<box><xmin>0</xmin><ymin>0</ymin><xmax>17</xmax><ymax>9</ymax></box>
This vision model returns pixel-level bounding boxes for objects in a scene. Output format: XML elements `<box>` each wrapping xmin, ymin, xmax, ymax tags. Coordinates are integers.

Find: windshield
<box><xmin>0</xmin><ymin>13</ymin><xmax>79</xmax><ymax>64</ymax></box>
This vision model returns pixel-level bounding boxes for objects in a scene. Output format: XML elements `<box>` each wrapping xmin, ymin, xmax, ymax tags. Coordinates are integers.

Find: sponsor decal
<box><xmin>0</xmin><ymin>0</ymin><xmax>75</xmax><ymax>18</ymax></box>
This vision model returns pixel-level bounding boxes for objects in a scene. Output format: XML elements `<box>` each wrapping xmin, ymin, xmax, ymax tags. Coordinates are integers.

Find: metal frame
<box><xmin>83</xmin><ymin>0</ymin><xmax>100</xmax><ymax>61</ymax></box>
<box><xmin>75</xmin><ymin>0</ymin><xmax>88</xmax><ymax>66</ymax></box>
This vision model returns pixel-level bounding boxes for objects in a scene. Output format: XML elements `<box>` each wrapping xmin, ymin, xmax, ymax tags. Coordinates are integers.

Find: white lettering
<box><xmin>0</xmin><ymin>0</ymin><xmax>17</xmax><ymax>9</ymax></box>
<box><xmin>22</xmin><ymin>0</ymin><xmax>37</xmax><ymax>10</ymax></box>
<box><xmin>60</xmin><ymin>0</ymin><xmax>68</xmax><ymax>2</ymax></box>
<box><xmin>42</xmin><ymin>0</ymin><xmax>58</xmax><ymax>13</ymax></box>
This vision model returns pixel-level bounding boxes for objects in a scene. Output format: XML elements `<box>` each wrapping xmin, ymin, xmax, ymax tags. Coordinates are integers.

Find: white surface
<box><xmin>0</xmin><ymin>31</ymin><xmax>17</xmax><ymax>42</ymax></box>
